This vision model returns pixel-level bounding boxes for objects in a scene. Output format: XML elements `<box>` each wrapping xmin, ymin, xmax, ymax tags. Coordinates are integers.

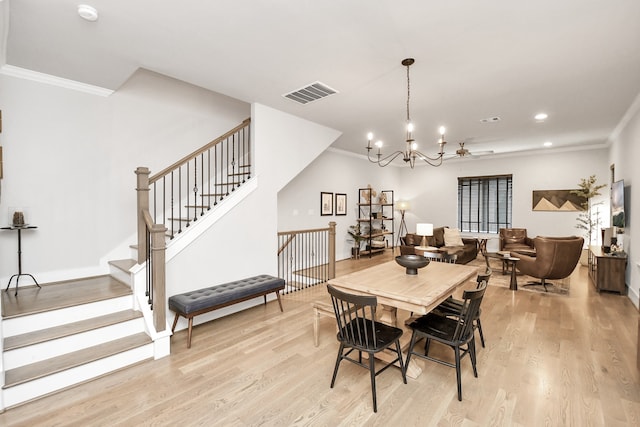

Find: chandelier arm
<box><xmin>411</xmin><ymin>150</ymin><xmax>445</xmax><ymax>167</ymax></box>
<box><xmin>367</xmin><ymin>150</ymin><xmax>406</xmax><ymax>167</ymax></box>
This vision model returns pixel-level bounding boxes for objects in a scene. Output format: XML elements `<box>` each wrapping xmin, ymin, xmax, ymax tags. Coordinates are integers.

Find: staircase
<box><xmin>0</xmin><ymin>119</ymin><xmax>253</xmax><ymax>409</ymax></box>
<box><xmin>1</xmin><ymin>264</ymin><xmax>153</xmax><ymax>408</ymax></box>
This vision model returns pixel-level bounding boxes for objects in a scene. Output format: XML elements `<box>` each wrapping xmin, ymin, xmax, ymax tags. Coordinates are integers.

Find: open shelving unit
<box><xmin>358</xmin><ymin>188</ymin><xmax>394</xmax><ymax>257</ymax></box>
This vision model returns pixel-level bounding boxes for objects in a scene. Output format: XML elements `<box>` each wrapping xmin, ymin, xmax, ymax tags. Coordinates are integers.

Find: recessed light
<box><xmin>543</xmin><ymin>141</ymin><xmax>553</xmax><ymax>147</ymax></box>
<box><xmin>78</xmin><ymin>5</ymin><xmax>99</xmax><ymax>22</ymax></box>
<box><xmin>535</xmin><ymin>113</ymin><xmax>548</xmax><ymax>121</ymax></box>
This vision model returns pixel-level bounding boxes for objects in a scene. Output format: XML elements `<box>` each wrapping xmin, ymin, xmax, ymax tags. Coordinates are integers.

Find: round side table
<box><xmin>1</xmin><ymin>225</ymin><xmax>40</xmax><ymax>296</ymax></box>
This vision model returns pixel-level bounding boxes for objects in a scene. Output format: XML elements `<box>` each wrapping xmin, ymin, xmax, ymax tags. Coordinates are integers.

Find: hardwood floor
<box><xmin>1</xmin><ymin>252</ymin><xmax>639</xmax><ymax>426</ymax></box>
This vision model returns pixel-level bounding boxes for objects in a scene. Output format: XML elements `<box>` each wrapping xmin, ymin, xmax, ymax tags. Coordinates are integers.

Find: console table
<box><xmin>1</xmin><ymin>225</ymin><xmax>40</xmax><ymax>296</ymax></box>
<box><xmin>588</xmin><ymin>246</ymin><xmax>627</xmax><ymax>294</ymax></box>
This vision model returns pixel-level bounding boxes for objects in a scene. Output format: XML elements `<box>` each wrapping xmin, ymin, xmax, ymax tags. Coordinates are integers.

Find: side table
<box><xmin>504</xmin><ymin>256</ymin><xmax>520</xmax><ymax>290</ymax></box>
<box><xmin>1</xmin><ymin>225</ymin><xmax>40</xmax><ymax>296</ymax></box>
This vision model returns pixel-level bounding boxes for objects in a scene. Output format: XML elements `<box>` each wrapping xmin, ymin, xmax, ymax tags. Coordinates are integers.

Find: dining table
<box><xmin>328</xmin><ymin>258</ymin><xmax>478</xmax><ymax>378</ymax></box>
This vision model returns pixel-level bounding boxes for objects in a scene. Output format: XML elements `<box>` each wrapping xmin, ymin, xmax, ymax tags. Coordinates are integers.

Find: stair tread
<box><xmin>4</xmin><ymin>309</ymin><xmax>143</xmax><ymax>351</ymax></box>
<box><xmin>1</xmin><ymin>275</ymin><xmax>132</xmax><ymax>319</ymax></box>
<box><xmin>3</xmin><ymin>333</ymin><xmax>152</xmax><ymax>388</ymax></box>
<box><xmin>108</xmin><ymin>259</ymin><xmax>137</xmax><ymax>273</ymax></box>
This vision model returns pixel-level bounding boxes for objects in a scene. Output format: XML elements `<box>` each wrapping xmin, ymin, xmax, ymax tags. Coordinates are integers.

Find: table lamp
<box><xmin>416</xmin><ymin>223</ymin><xmax>433</xmax><ymax>247</ymax></box>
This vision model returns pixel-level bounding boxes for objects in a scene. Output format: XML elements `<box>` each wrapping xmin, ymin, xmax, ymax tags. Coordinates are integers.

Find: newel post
<box><xmin>151</xmin><ymin>223</ymin><xmax>167</xmax><ymax>332</ymax></box>
<box><xmin>135</xmin><ymin>167</ymin><xmax>150</xmax><ymax>264</ymax></box>
<box><xmin>329</xmin><ymin>221</ymin><xmax>336</xmax><ymax>279</ymax></box>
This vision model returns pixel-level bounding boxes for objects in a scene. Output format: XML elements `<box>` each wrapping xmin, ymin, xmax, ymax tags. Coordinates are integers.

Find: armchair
<box><xmin>516</xmin><ymin>236</ymin><xmax>584</xmax><ymax>291</ymax></box>
<box><xmin>499</xmin><ymin>228</ymin><xmax>535</xmax><ymax>256</ymax></box>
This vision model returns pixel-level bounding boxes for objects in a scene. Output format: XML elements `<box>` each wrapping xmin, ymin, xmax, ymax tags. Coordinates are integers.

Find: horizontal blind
<box><xmin>458</xmin><ymin>175</ymin><xmax>512</xmax><ymax>233</ymax></box>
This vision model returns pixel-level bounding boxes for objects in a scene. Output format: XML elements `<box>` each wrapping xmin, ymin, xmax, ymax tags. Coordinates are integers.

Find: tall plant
<box><xmin>571</xmin><ymin>175</ymin><xmax>606</xmax><ymax>246</ymax></box>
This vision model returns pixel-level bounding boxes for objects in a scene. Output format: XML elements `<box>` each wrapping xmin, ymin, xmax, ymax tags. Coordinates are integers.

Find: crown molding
<box><xmin>0</xmin><ymin>64</ymin><xmax>114</xmax><ymax>97</ymax></box>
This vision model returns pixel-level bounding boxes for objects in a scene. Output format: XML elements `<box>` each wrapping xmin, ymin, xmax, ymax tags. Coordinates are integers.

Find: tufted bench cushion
<box><xmin>169</xmin><ymin>274</ymin><xmax>285</xmax><ymax>348</ymax></box>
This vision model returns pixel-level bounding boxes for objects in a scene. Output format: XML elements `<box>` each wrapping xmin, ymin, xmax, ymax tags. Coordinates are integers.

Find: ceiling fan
<box><xmin>445</xmin><ymin>141</ymin><xmax>494</xmax><ymax>159</ymax></box>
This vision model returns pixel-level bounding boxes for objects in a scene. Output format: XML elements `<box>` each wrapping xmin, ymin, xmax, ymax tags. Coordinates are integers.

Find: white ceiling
<box><xmin>2</xmin><ymin>0</ymin><xmax>640</xmax><ymax>159</ymax></box>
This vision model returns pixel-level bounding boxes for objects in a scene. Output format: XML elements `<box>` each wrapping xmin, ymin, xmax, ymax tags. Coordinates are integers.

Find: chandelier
<box><xmin>366</xmin><ymin>58</ymin><xmax>447</xmax><ymax>168</ymax></box>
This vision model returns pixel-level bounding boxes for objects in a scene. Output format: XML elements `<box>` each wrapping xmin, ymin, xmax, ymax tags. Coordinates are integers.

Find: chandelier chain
<box><xmin>406</xmin><ymin>63</ymin><xmax>411</xmax><ymax>123</ymax></box>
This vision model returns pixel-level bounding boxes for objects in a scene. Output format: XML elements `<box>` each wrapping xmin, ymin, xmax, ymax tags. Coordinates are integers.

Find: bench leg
<box><xmin>313</xmin><ymin>307</ymin><xmax>321</xmax><ymax>347</ymax></box>
<box><xmin>187</xmin><ymin>317</ymin><xmax>193</xmax><ymax>349</ymax></box>
<box><xmin>171</xmin><ymin>313</ymin><xmax>180</xmax><ymax>333</ymax></box>
<box><xmin>275</xmin><ymin>291</ymin><xmax>284</xmax><ymax>312</ymax></box>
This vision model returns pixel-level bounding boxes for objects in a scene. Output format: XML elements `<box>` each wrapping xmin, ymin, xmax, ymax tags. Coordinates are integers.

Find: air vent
<box><xmin>283</xmin><ymin>81</ymin><xmax>338</xmax><ymax>105</ymax></box>
<box><xmin>480</xmin><ymin>116</ymin><xmax>501</xmax><ymax>123</ymax></box>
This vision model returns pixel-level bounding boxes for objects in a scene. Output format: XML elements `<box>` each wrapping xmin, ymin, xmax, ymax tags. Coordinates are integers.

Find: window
<box><xmin>458</xmin><ymin>175</ymin><xmax>512</xmax><ymax>233</ymax></box>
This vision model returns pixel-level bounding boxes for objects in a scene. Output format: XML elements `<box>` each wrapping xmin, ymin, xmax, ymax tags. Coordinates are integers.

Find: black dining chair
<box><xmin>327</xmin><ymin>284</ymin><xmax>407</xmax><ymax>413</ymax></box>
<box><xmin>434</xmin><ymin>267</ymin><xmax>491</xmax><ymax>347</ymax></box>
<box><xmin>405</xmin><ymin>281</ymin><xmax>487</xmax><ymax>401</ymax></box>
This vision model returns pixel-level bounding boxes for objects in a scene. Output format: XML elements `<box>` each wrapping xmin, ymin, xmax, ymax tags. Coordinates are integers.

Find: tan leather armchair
<box><xmin>516</xmin><ymin>236</ymin><xmax>584</xmax><ymax>291</ymax></box>
<box><xmin>499</xmin><ymin>228</ymin><xmax>535</xmax><ymax>255</ymax></box>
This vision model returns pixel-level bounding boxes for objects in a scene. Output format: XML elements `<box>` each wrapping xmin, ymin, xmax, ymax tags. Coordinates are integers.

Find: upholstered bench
<box><xmin>169</xmin><ymin>274</ymin><xmax>285</xmax><ymax>348</ymax></box>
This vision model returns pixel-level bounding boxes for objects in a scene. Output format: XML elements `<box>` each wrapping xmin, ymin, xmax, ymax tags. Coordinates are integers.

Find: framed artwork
<box><xmin>320</xmin><ymin>192</ymin><xmax>333</xmax><ymax>216</ymax></box>
<box><xmin>335</xmin><ymin>193</ymin><xmax>347</xmax><ymax>215</ymax></box>
<box><xmin>532</xmin><ymin>189</ymin><xmax>586</xmax><ymax>211</ymax></box>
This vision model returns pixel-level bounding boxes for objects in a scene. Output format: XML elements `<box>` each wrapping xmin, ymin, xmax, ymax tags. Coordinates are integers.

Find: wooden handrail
<box><xmin>149</xmin><ymin>118</ymin><xmax>251</xmax><ymax>184</ymax></box>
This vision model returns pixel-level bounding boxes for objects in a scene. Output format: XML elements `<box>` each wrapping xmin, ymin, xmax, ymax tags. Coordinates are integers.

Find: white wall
<box><xmin>609</xmin><ymin>93</ymin><xmax>640</xmax><ymax>307</ymax></box>
<box><xmin>399</xmin><ymin>148</ymin><xmax>610</xmax><ymax>238</ymax></box>
<box><xmin>278</xmin><ymin>149</ymin><xmax>401</xmax><ymax>261</ymax></box>
<box><xmin>278</xmin><ymin>147</ymin><xmax>609</xmax><ymax>262</ymax></box>
<box><xmin>0</xmin><ymin>69</ymin><xmax>250</xmax><ymax>283</ymax></box>
<box><xmin>167</xmin><ymin>103</ymin><xmax>340</xmax><ymax>329</ymax></box>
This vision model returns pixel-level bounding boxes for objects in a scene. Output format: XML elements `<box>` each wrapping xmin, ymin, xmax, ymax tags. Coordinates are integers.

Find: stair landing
<box><xmin>1</xmin><ymin>276</ymin><xmax>131</xmax><ymax>319</ymax></box>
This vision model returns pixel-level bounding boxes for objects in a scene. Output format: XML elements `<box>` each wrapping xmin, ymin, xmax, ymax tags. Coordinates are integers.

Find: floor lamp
<box><xmin>395</xmin><ymin>201</ymin><xmax>410</xmax><ymax>247</ymax></box>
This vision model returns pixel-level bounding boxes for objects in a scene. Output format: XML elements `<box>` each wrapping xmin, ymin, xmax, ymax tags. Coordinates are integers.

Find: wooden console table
<box><xmin>587</xmin><ymin>246</ymin><xmax>627</xmax><ymax>294</ymax></box>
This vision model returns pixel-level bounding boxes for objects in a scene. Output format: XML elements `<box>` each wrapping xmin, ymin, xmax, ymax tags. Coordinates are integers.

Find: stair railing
<box><xmin>148</xmin><ymin>118</ymin><xmax>251</xmax><ymax>239</ymax></box>
<box><xmin>277</xmin><ymin>222</ymin><xmax>336</xmax><ymax>294</ymax></box>
<box><xmin>135</xmin><ymin>118</ymin><xmax>251</xmax><ymax>331</ymax></box>
<box><xmin>135</xmin><ymin>168</ymin><xmax>167</xmax><ymax>332</ymax></box>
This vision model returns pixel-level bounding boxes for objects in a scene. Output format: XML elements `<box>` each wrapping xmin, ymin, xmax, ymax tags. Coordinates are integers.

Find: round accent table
<box><xmin>1</xmin><ymin>225</ymin><xmax>40</xmax><ymax>296</ymax></box>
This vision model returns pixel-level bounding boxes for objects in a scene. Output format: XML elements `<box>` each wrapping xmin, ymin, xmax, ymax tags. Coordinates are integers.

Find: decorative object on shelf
<box><xmin>395</xmin><ymin>254</ymin><xmax>429</xmax><ymax>275</ymax></box>
<box><xmin>320</xmin><ymin>192</ymin><xmax>333</xmax><ymax>216</ymax></box>
<box><xmin>12</xmin><ymin>211</ymin><xmax>25</xmax><ymax>226</ymax></box>
<box><xmin>335</xmin><ymin>193</ymin><xmax>347</xmax><ymax>216</ymax></box>
<box><xmin>365</xmin><ymin>58</ymin><xmax>447</xmax><ymax>168</ymax></box>
<box><xmin>378</xmin><ymin>192</ymin><xmax>387</xmax><ymax>204</ymax></box>
<box><xmin>416</xmin><ymin>223</ymin><xmax>434</xmax><ymax>247</ymax></box>
<box><xmin>360</xmin><ymin>184</ymin><xmax>376</xmax><ymax>202</ymax></box>
<box><xmin>347</xmin><ymin>223</ymin><xmax>366</xmax><ymax>259</ymax></box>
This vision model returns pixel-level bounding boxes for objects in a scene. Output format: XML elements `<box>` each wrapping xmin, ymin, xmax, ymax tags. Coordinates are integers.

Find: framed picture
<box><xmin>335</xmin><ymin>193</ymin><xmax>347</xmax><ymax>215</ymax></box>
<box><xmin>532</xmin><ymin>189</ymin><xmax>585</xmax><ymax>211</ymax></box>
<box><xmin>321</xmin><ymin>192</ymin><xmax>333</xmax><ymax>216</ymax></box>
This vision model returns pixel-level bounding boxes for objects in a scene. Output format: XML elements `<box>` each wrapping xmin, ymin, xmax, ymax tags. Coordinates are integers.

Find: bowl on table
<box><xmin>395</xmin><ymin>254</ymin><xmax>430</xmax><ymax>275</ymax></box>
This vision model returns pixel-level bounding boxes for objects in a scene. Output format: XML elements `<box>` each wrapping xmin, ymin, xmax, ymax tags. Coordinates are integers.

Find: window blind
<box><xmin>458</xmin><ymin>175</ymin><xmax>512</xmax><ymax>233</ymax></box>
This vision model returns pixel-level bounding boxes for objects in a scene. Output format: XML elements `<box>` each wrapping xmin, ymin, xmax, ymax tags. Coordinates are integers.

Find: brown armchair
<box><xmin>499</xmin><ymin>228</ymin><xmax>535</xmax><ymax>255</ymax></box>
<box><xmin>516</xmin><ymin>236</ymin><xmax>584</xmax><ymax>291</ymax></box>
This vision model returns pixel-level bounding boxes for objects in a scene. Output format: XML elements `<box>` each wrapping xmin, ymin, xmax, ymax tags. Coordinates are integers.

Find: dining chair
<box><xmin>404</xmin><ymin>281</ymin><xmax>487</xmax><ymax>401</ymax></box>
<box><xmin>422</xmin><ymin>251</ymin><xmax>457</xmax><ymax>264</ymax></box>
<box><xmin>434</xmin><ymin>267</ymin><xmax>492</xmax><ymax>347</ymax></box>
<box><xmin>327</xmin><ymin>284</ymin><xmax>407</xmax><ymax>412</ymax></box>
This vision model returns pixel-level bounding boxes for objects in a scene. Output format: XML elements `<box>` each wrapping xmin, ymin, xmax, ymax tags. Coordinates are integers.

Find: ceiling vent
<box><xmin>283</xmin><ymin>81</ymin><xmax>338</xmax><ymax>105</ymax></box>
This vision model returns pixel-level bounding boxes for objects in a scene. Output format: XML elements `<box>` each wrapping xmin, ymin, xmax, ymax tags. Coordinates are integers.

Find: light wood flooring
<box><xmin>1</xmin><ymin>252</ymin><xmax>639</xmax><ymax>426</ymax></box>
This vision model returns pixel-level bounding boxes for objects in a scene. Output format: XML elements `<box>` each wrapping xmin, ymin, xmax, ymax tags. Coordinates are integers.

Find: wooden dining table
<box><xmin>328</xmin><ymin>259</ymin><xmax>478</xmax><ymax>378</ymax></box>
